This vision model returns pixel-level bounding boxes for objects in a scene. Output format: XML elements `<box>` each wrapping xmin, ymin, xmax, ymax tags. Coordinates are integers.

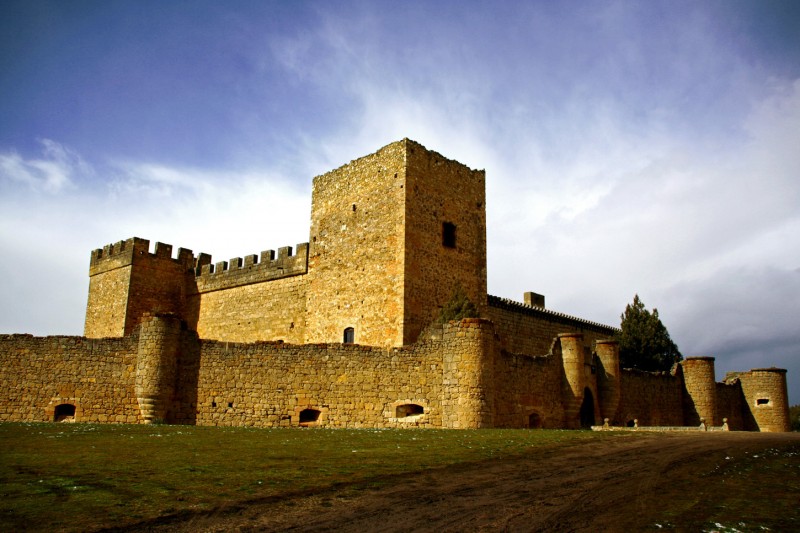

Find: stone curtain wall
<box><xmin>186</xmin><ymin>275</ymin><xmax>308</xmax><ymax>343</ymax></box>
<box><xmin>0</xmin><ymin>334</ymin><xmax>140</xmax><ymax>423</ymax></box>
<box><xmin>716</xmin><ymin>382</ymin><xmax>745</xmax><ymax>430</ymax></box>
<box><xmin>492</xmin><ymin>349</ymin><xmax>565</xmax><ymax>428</ymax></box>
<box><xmin>172</xmin><ymin>319</ymin><xmax>496</xmax><ymax>429</ymax></box>
<box><xmin>0</xmin><ymin>326</ymin><xmax>786</xmax><ymax>431</ymax></box>
<box><xmin>486</xmin><ymin>296</ymin><xmax>616</xmax><ymax>356</ymax></box>
<box><xmin>617</xmin><ymin>369</ymin><xmax>684</xmax><ymax>427</ymax></box>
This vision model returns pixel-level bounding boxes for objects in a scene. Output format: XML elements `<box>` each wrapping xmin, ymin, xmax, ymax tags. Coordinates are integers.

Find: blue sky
<box><xmin>2</xmin><ymin>1</ymin><xmax>799</xmax><ymax>404</ymax></box>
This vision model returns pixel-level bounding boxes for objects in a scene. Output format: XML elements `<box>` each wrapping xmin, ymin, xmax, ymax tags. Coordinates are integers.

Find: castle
<box><xmin>0</xmin><ymin>139</ymin><xmax>791</xmax><ymax>431</ymax></box>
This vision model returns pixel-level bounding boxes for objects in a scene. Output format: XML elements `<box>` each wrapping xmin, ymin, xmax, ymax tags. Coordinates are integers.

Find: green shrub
<box><xmin>438</xmin><ymin>287</ymin><xmax>479</xmax><ymax>324</ymax></box>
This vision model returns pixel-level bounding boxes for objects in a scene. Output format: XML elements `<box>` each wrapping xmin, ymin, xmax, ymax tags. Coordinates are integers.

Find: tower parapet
<box><xmin>89</xmin><ymin>237</ymin><xmax>195</xmax><ymax>275</ymax></box>
<box><xmin>85</xmin><ymin>237</ymin><xmax>200</xmax><ymax>338</ymax></box>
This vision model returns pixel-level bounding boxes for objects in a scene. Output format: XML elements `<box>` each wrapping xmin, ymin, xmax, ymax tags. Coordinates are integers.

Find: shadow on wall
<box><xmin>170</xmin><ymin>330</ymin><xmax>201</xmax><ymax>425</ymax></box>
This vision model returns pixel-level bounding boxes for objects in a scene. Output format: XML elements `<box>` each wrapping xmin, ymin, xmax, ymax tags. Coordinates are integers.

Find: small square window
<box><xmin>442</xmin><ymin>222</ymin><xmax>457</xmax><ymax>248</ymax></box>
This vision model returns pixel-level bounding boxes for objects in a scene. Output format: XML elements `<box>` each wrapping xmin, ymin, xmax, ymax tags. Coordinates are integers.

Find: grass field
<box><xmin>0</xmin><ymin>422</ymin><xmax>614</xmax><ymax>532</ymax></box>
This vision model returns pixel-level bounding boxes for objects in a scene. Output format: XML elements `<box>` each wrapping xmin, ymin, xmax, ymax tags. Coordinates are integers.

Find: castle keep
<box><xmin>0</xmin><ymin>139</ymin><xmax>791</xmax><ymax>431</ymax></box>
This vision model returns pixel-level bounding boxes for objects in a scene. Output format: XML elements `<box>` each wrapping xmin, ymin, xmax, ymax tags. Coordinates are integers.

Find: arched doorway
<box><xmin>579</xmin><ymin>388</ymin><xmax>595</xmax><ymax>428</ymax></box>
<box><xmin>528</xmin><ymin>412</ymin><xmax>542</xmax><ymax>429</ymax></box>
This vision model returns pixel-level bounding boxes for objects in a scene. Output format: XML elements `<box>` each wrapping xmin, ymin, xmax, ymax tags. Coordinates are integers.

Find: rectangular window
<box><xmin>442</xmin><ymin>222</ymin><xmax>457</xmax><ymax>248</ymax></box>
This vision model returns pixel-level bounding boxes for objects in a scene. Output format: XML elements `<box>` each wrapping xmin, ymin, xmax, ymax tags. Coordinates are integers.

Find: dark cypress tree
<box><xmin>617</xmin><ymin>294</ymin><xmax>682</xmax><ymax>371</ymax></box>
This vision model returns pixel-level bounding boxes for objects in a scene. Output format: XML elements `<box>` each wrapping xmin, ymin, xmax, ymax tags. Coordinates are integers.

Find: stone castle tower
<box><xmin>84</xmin><ymin>139</ymin><xmax>486</xmax><ymax>348</ymax></box>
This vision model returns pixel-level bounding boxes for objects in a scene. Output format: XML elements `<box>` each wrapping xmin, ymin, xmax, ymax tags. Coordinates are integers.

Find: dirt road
<box><xmin>131</xmin><ymin>432</ymin><xmax>800</xmax><ymax>532</ymax></box>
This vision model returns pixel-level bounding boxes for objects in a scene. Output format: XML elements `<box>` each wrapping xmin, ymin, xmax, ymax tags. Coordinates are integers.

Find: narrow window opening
<box><xmin>299</xmin><ymin>408</ymin><xmax>321</xmax><ymax>425</ymax></box>
<box><xmin>54</xmin><ymin>403</ymin><xmax>76</xmax><ymax>423</ymax></box>
<box><xmin>211</xmin><ymin>401</ymin><xmax>217</xmax><ymax>408</ymax></box>
<box><xmin>228</xmin><ymin>402</ymin><xmax>233</xmax><ymax>408</ymax></box>
<box><xmin>395</xmin><ymin>404</ymin><xmax>424</xmax><ymax>418</ymax></box>
<box><xmin>756</xmin><ymin>398</ymin><xmax>770</xmax><ymax>406</ymax></box>
<box><xmin>343</xmin><ymin>327</ymin><xmax>355</xmax><ymax>344</ymax></box>
<box><xmin>442</xmin><ymin>222</ymin><xmax>457</xmax><ymax>248</ymax></box>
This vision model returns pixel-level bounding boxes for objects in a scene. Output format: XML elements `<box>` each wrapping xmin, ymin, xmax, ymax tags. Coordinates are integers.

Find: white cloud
<box><xmin>0</xmin><ymin>151</ymin><xmax>309</xmax><ymax>336</ymax></box>
<box><xmin>0</xmin><ymin>138</ymin><xmax>88</xmax><ymax>193</ymax></box>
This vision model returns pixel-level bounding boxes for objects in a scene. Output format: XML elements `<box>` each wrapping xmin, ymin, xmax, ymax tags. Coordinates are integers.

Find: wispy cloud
<box><xmin>0</xmin><ymin>139</ymin><xmax>89</xmax><ymax>193</ymax></box>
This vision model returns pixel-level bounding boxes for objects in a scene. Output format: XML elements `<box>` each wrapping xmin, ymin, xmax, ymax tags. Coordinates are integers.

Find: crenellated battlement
<box><xmin>192</xmin><ymin>242</ymin><xmax>308</xmax><ymax>294</ymax></box>
<box><xmin>89</xmin><ymin>237</ymin><xmax>197</xmax><ymax>276</ymax></box>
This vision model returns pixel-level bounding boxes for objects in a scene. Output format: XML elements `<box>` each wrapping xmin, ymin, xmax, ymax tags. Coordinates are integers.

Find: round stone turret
<box><xmin>135</xmin><ymin>313</ymin><xmax>182</xmax><ymax>424</ymax></box>
<box><xmin>559</xmin><ymin>332</ymin><xmax>585</xmax><ymax>429</ymax></box>
<box><xmin>441</xmin><ymin>318</ymin><xmax>495</xmax><ymax>428</ymax></box>
<box><xmin>681</xmin><ymin>356</ymin><xmax>718</xmax><ymax>426</ymax></box>
<box><xmin>738</xmin><ymin>368</ymin><xmax>791</xmax><ymax>432</ymax></box>
<box><xmin>595</xmin><ymin>339</ymin><xmax>620</xmax><ymax>423</ymax></box>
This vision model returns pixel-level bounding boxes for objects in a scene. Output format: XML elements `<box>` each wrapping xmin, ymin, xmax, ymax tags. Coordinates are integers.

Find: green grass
<box><xmin>0</xmin><ymin>423</ymin><xmax>612</xmax><ymax>532</ymax></box>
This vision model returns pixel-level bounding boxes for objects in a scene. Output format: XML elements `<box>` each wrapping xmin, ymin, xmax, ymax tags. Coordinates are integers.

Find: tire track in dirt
<box><xmin>126</xmin><ymin>432</ymin><xmax>800</xmax><ymax>533</ymax></box>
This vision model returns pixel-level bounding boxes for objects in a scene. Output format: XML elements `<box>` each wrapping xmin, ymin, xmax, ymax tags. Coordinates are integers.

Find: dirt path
<box><xmin>131</xmin><ymin>432</ymin><xmax>800</xmax><ymax>532</ymax></box>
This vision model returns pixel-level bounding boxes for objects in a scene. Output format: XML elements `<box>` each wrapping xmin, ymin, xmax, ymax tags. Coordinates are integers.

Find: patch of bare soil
<box><xmin>124</xmin><ymin>432</ymin><xmax>800</xmax><ymax>532</ymax></box>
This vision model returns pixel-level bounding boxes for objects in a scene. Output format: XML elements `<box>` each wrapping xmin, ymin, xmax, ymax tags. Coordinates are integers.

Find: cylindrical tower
<box><xmin>441</xmin><ymin>318</ymin><xmax>495</xmax><ymax>428</ymax></box>
<box><xmin>738</xmin><ymin>368</ymin><xmax>791</xmax><ymax>432</ymax></box>
<box><xmin>559</xmin><ymin>332</ymin><xmax>585</xmax><ymax>429</ymax></box>
<box><xmin>682</xmin><ymin>356</ymin><xmax>718</xmax><ymax>427</ymax></box>
<box><xmin>135</xmin><ymin>313</ymin><xmax>181</xmax><ymax>424</ymax></box>
<box><xmin>595</xmin><ymin>339</ymin><xmax>620</xmax><ymax>424</ymax></box>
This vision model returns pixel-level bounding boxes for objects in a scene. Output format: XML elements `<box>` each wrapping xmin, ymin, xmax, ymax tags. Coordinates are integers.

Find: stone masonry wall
<box><xmin>716</xmin><ymin>382</ymin><xmax>744</xmax><ymax>430</ymax></box>
<box><xmin>492</xmin><ymin>346</ymin><xmax>565</xmax><ymax>428</ymax></box>
<box><xmin>682</xmin><ymin>357</ymin><xmax>718</xmax><ymax>426</ymax></box>
<box><xmin>403</xmin><ymin>142</ymin><xmax>487</xmax><ymax>344</ymax></box>
<box><xmin>487</xmin><ymin>296</ymin><xmax>616</xmax><ymax>356</ymax></box>
<box><xmin>171</xmin><ymin>319</ymin><xmax>496</xmax><ymax>429</ymax></box>
<box><xmin>305</xmin><ymin>141</ymin><xmax>408</xmax><ymax>347</ymax></box>
<box><xmin>85</xmin><ymin>238</ymin><xmax>195</xmax><ymax>338</ymax></box>
<box><xmin>0</xmin><ymin>334</ymin><xmax>140</xmax><ymax>423</ymax></box>
<box><xmin>186</xmin><ymin>275</ymin><xmax>308</xmax><ymax>343</ymax></box>
<box><xmin>84</xmin><ymin>265</ymin><xmax>132</xmax><ymax>338</ymax></box>
<box><xmin>736</xmin><ymin>369</ymin><xmax>791</xmax><ymax>432</ymax></box>
<box><xmin>617</xmin><ymin>369</ymin><xmax>684</xmax><ymax>427</ymax></box>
